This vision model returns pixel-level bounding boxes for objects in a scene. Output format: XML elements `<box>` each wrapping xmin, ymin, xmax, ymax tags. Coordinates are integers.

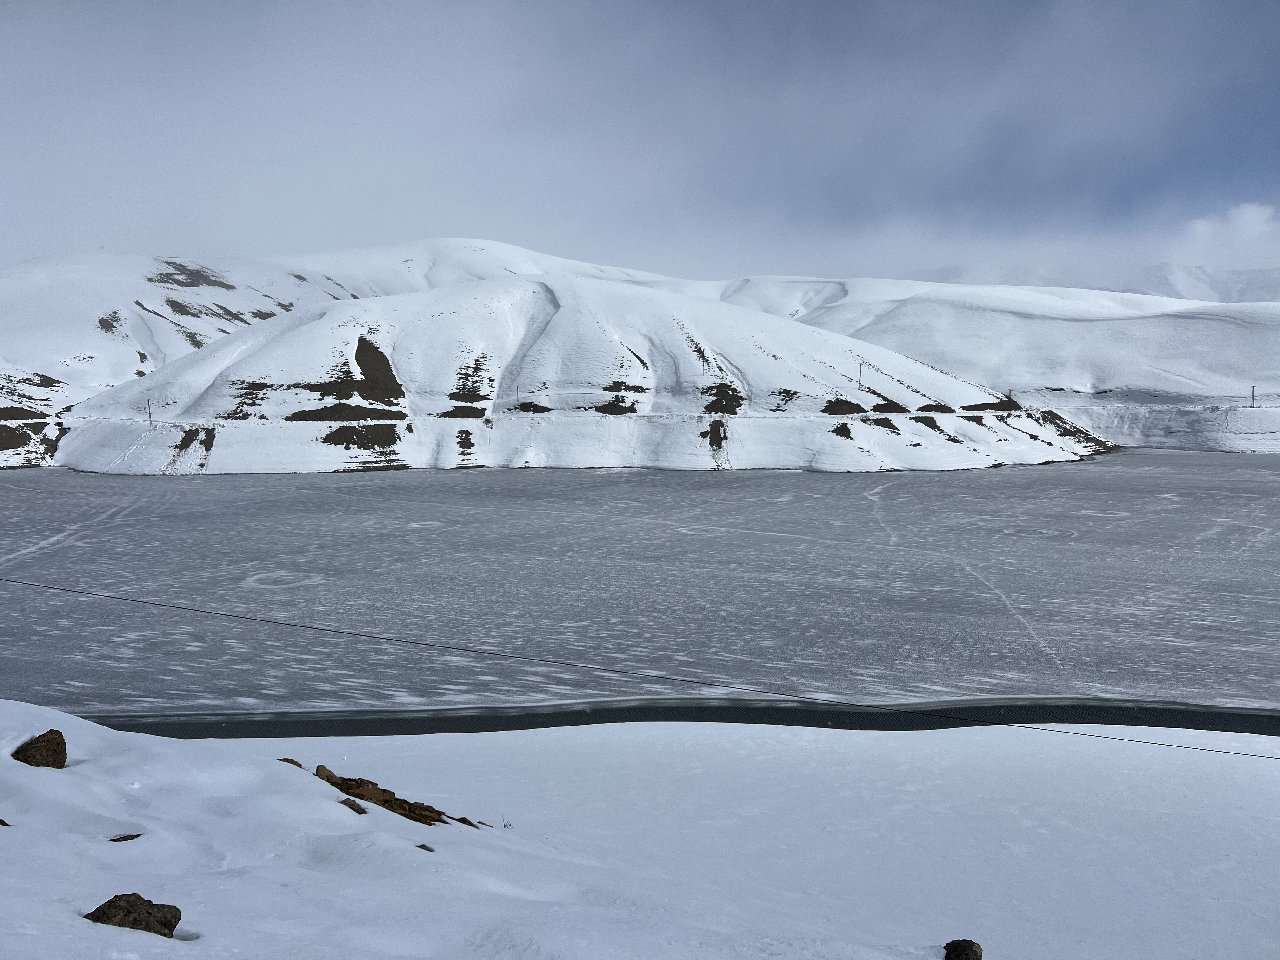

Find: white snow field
<box><xmin>8</xmin><ymin>236</ymin><xmax>1276</xmax><ymax>469</ymax></box>
<box><xmin>3</xmin><ymin>699</ymin><xmax>1277</xmax><ymax>960</ymax></box>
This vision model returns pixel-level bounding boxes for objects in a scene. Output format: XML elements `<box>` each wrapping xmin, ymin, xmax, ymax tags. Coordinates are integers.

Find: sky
<box><xmin>2</xmin><ymin>0</ymin><xmax>1279</xmax><ymax>280</ymax></box>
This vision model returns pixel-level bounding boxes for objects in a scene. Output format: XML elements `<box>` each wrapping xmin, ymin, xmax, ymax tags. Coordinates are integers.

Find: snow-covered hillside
<box><xmin>3</xmin><ymin>700</ymin><xmax>1277</xmax><ymax>960</ymax></box>
<box><xmin>915</xmin><ymin>262</ymin><xmax>1280</xmax><ymax>302</ymax></box>
<box><xmin>0</xmin><ymin>254</ymin><xmax>357</xmax><ymax>466</ymax></box>
<box><xmin>8</xmin><ymin>236</ymin><xmax>1274</xmax><ymax>469</ymax></box>
<box><xmin>59</xmin><ymin>276</ymin><xmax>1101</xmax><ymax>473</ymax></box>
<box><xmin>760</xmin><ymin>278</ymin><xmax>1280</xmax><ymax>450</ymax></box>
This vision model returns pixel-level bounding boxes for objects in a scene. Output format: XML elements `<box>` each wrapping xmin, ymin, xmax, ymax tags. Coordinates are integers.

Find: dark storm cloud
<box><xmin>2</xmin><ymin>0</ymin><xmax>1278</xmax><ymax>278</ymax></box>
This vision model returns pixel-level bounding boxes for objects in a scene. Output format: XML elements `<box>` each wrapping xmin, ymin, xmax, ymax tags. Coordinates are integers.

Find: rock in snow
<box><xmin>944</xmin><ymin>938</ymin><xmax>983</xmax><ymax>959</ymax></box>
<box><xmin>83</xmin><ymin>892</ymin><xmax>181</xmax><ymax>938</ymax></box>
<box><xmin>10</xmin><ymin>729</ymin><xmax>67</xmax><ymax>769</ymax></box>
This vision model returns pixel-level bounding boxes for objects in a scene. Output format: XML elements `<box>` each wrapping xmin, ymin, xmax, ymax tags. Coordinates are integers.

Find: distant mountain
<box><xmin>914</xmin><ymin>262</ymin><xmax>1280</xmax><ymax>302</ymax></box>
<box><xmin>7</xmin><ymin>237</ymin><xmax>1277</xmax><ymax>469</ymax></box>
<box><xmin>59</xmin><ymin>276</ymin><xmax>1101</xmax><ymax>473</ymax></box>
<box><xmin>767</xmin><ymin>276</ymin><xmax>1280</xmax><ymax>451</ymax></box>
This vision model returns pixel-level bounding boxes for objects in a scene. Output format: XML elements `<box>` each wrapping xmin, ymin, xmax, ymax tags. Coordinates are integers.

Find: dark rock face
<box><xmin>11</xmin><ymin>729</ymin><xmax>66</xmax><ymax>768</ymax></box>
<box><xmin>84</xmin><ymin>893</ymin><xmax>181</xmax><ymax>938</ymax></box>
<box><xmin>944</xmin><ymin>939</ymin><xmax>983</xmax><ymax>960</ymax></box>
<box><xmin>108</xmin><ymin>833</ymin><xmax>142</xmax><ymax>842</ymax></box>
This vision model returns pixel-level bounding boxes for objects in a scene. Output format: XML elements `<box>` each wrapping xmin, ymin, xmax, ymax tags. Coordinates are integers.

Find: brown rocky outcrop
<box><xmin>84</xmin><ymin>893</ymin><xmax>181</xmax><ymax>938</ymax></box>
<box><xmin>313</xmin><ymin>763</ymin><xmax>479</xmax><ymax>828</ymax></box>
<box><xmin>11</xmin><ymin>729</ymin><xmax>67</xmax><ymax>768</ymax></box>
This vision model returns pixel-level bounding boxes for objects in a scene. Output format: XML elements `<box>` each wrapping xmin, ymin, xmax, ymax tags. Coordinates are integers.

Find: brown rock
<box><xmin>84</xmin><ymin>893</ymin><xmax>181</xmax><ymax>938</ymax></box>
<box><xmin>315</xmin><ymin>764</ymin><xmax>454</xmax><ymax>827</ymax></box>
<box><xmin>339</xmin><ymin>797</ymin><xmax>368</xmax><ymax>815</ymax></box>
<box><xmin>277</xmin><ymin>757</ymin><xmax>304</xmax><ymax>769</ymax></box>
<box><xmin>11</xmin><ymin>729</ymin><xmax>67</xmax><ymax>768</ymax></box>
<box><xmin>944</xmin><ymin>939</ymin><xmax>982</xmax><ymax>960</ymax></box>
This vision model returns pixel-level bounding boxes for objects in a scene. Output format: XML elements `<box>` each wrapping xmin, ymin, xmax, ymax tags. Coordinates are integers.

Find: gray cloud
<box><xmin>2</xmin><ymin>0</ymin><xmax>1277</xmax><ymax>280</ymax></box>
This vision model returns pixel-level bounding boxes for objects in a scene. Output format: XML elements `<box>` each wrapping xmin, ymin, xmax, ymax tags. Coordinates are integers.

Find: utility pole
<box><xmin>857</xmin><ymin>360</ymin><xmax>864</xmax><ymax>391</ymax></box>
<box><xmin>146</xmin><ymin>399</ymin><xmax>153</xmax><ymax>425</ymax></box>
<box><xmin>1251</xmin><ymin>385</ymin><xmax>1257</xmax><ymax>408</ymax></box>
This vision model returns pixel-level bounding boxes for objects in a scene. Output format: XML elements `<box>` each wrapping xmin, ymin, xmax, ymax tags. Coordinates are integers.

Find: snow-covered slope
<box><xmin>1109</xmin><ymin>263</ymin><xmax>1280</xmax><ymax>302</ymax></box>
<box><xmin>3</xmin><ymin>700</ymin><xmax>1278</xmax><ymax>960</ymax></box>
<box><xmin>59</xmin><ymin>277</ymin><xmax>1102</xmax><ymax>473</ymax></box>
<box><xmin>276</xmin><ymin>244</ymin><xmax>1280</xmax><ymax>454</ymax></box>
<box><xmin>754</xmin><ymin>279</ymin><xmax>1280</xmax><ymax>450</ymax></box>
<box><xmin>915</xmin><ymin>262</ymin><xmax>1280</xmax><ymax>302</ymax></box>
<box><xmin>11</xmin><ymin>236</ymin><xmax>1272</xmax><ymax>468</ymax></box>
<box><xmin>0</xmin><ymin>254</ymin><xmax>355</xmax><ymax>465</ymax></box>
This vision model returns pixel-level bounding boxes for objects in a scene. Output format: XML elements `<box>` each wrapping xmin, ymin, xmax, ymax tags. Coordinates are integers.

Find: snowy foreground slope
<box><xmin>3</xmin><ymin>700</ymin><xmax>1277</xmax><ymax>960</ymax></box>
<box><xmin>4</xmin><ymin>237</ymin><xmax>1274</xmax><ymax>467</ymax></box>
<box><xmin>58</xmin><ymin>276</ymin><xmax>1102</xmax><ymax>473</ymax></box>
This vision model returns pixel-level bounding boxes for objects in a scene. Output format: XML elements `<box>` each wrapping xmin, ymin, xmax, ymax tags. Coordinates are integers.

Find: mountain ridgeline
<box><xmin>18</xmin><ymin>239</ymin><xmax>1272</xmax><ymax>471</ymax></box>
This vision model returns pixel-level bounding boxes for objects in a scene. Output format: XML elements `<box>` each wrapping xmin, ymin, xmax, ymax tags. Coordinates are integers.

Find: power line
<box><xmin>2</xmin><ymin>573</ymin><xmax>1277</xmax><ymax>762</ymax></box>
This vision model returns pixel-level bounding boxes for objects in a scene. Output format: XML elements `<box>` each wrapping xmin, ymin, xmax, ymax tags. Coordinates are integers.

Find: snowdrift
<box><xmin>58</xmin><ymin>277</ymin><xmax>1104</xmax><ymax>473</ymax></box>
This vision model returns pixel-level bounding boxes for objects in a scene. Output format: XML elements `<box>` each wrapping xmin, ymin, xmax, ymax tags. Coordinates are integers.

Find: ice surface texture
<box><xmin>1</xmin><ymin>450</ymin><xmax>1276</xmax><ymax>715</ymax></box>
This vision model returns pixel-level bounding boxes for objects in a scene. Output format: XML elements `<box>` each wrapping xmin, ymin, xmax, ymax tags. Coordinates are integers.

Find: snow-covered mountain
<box><xmin>734</xmin><ymin>277</ymin><xmax>1280</xmax><ymax>450</ymax></box>
<box><xmin>60</xmin><ymin>276</ymin><xmax>1101</xmax><ymax>473</ymax></box>
<box><xmin>0</xmin><ymin>254</ymin><xmax>361</xmax><ymax>465</ymax></box>
<box><xmin>914</xmin><ymin>263</ymin><xmax>1280</xmax><ymax>302</ymax></box>
<box><xmin>10</xmin><ymin>236</ymin><xmax>1276</xmax><ymax>470</ymax></box>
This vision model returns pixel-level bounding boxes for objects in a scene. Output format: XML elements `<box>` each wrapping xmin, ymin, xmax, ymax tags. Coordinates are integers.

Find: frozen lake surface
<box><xmin>1</xmin><ymin>450</ymin><xmax>1278</xmax><ymax>715</ymax></box>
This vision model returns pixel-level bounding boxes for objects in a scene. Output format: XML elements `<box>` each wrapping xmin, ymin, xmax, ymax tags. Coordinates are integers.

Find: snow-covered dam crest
<box><xmin>57</xmin><ymin>277</ymin><xmax>1103</xmax><ymax>473</ymax></box>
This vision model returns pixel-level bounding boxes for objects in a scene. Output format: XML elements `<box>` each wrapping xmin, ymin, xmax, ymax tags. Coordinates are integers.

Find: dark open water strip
<box><xmin>83</xmin><ymin>696</ymin><xmax>1280</xmax><ymax>740</ymax></box>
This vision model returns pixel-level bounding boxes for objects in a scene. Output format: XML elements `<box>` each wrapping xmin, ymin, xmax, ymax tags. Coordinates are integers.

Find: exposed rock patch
<box><xmin>286</xmin><ymin>402</ymin><xmax>406</xmax><ymax>422</ymax></box>
<box><xmin>312</xmin><ymin>763</ymin><xmax>483</xmax><ymax>829</ymax></box>
<box><xmin>321</xmin><ymin>423</ymin><xmax>399</xmax><ymax>451</ymax></box>
<box><xmin>84</xmin><ymin>892</ymin><xmax>181</xmax><ymax>938</ymax></box>
<box><xmin>592</xmin><ymin>395</ymin><xmax>637</xmax><ymax>415</ymax></box>
<box><xmin>821</xmin><ymin>397</ymin><xmax>867</xmax><ymax>416</ymax></box>
<box><xmin>146</xmin><ymin>258</ymin><xmax>236</xmax><ymax>290</ymax></box>
<box><xmin>944</xmin><ymin>939</ymin><xmax>982</xmax><ymax>960</ymax></box>
<box><xmin>604</xmin><ymin>380</ymin><xmax>648</xmax><ymax>394</ymax></box>
<box><xmin>701</xmin><ymin>382</ymin><xmax>744</xmax><ymax>414</ymax></box>
<box><xmin>11</xmin><ymin>729</ymin><xmax>66</xmax><ymax>768</ymax></box>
